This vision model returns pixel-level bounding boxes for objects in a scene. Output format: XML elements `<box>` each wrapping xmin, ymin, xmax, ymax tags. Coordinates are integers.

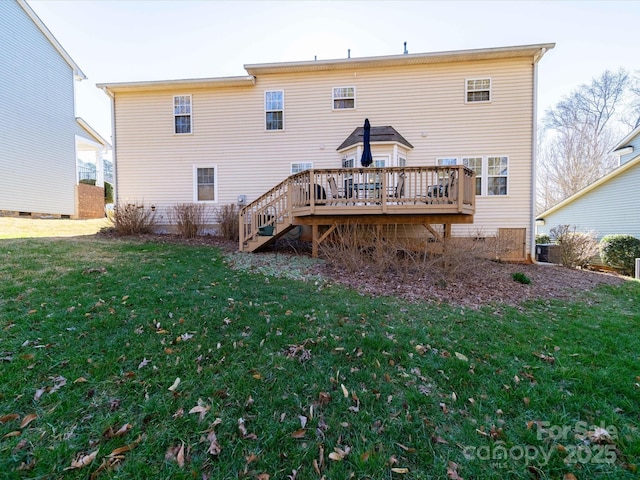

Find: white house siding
<box><xmin>537</xmin><ymin>162</ymin><xmax>640</xmax><ymax>240</ymax></box>
<box><xmin>111</xmin><ymin>55</ymin><xmax>535</xmax><ymax>244</ymax></box>
<box><xmin>0</xmin><ymin>1</ymin><xmax>78</xmax><ymax>216</ymax></box>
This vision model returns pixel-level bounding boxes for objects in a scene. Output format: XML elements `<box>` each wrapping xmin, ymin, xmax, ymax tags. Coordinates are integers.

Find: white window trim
<box><xmin>291</xmin><ymin>162</ymin><xmax>313</xmax><ymax>174</ymax></box>
<box><xmin>465</xmin><ymin>78</ymin><xmax>491</xmax><ymax>104</ymax></box>
<box><xmin>332</xmin><ymin>86</ymin><xmax>356</xmax><ymax>110</ymax></box>
<box><xmin>193</xmin><ymin>165</ymin><xmax>218</xmax><ymax>203</ymax></box>
<box><xmin>173</xmin><ymin>95</ymin><xmax>193</xmax><ymax>135</ymax></box>
<box><xmin>265</xmin><ymin>90</ymin><xmax>284</xmax><ymax>131</ymax></box>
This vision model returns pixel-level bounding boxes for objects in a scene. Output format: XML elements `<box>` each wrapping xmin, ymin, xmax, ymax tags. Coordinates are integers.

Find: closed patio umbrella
<box><xmin>360</xmin><ymin>118</ymin><xmax>373</xmax><ymax>167</ymax></box>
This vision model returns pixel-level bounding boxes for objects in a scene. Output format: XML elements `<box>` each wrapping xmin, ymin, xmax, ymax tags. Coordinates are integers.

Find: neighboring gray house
<box><xmin>0</xmin><ymin>0</ymin><xmax>108</xmax><ymax>218</ymax></box>
<box><xmin>536</xmin><ymin>125</ymin><xmax>640</xmax><ymax>240</ymax></box>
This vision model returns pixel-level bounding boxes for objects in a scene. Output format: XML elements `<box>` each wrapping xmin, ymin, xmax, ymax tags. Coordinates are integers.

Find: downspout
<box><xmin>101</xmin><ymin>86</ymin><xmax>117</xmax><ymax>205</ymax></box>
<box><xmin>530</xmin><ymin>48</ymin><xmax>546</xmax><ymax>263</ymax></box>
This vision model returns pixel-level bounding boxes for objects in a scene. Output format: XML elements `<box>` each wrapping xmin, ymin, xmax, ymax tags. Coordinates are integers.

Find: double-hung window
<box><xmin>194</xmin><ymin>166</ymin><xmax>216</xmax><ymax>202</ymax></box>
<box><xmin>465</xmin><ymin>78</ymin><xmax>491</xmax><ymax>103</ymax></box>
<box><xmin>333</xmin><ymin>86</ymin><xmax>355</xmax><ymax>110</ymax></box>
<box><xmin>174</xmin><ymin>95</ymin><xmax>192</xmax><ymax>134</ymax></box>
<box><xmin>487</xmin><ymin>156</ymin><xmax>508</xmax><ymax>195</ymax></box>
<box><xmin>265</xmin><ymin>90</ymin><xmax>284</xmax><ymax>130</ymax></box>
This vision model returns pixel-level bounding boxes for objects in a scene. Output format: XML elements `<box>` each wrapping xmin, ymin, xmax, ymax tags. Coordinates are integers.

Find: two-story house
<box><xmin>98</xmin><ymin>43</ymin><xmax>554</xmax><ymax>260</ymax></box>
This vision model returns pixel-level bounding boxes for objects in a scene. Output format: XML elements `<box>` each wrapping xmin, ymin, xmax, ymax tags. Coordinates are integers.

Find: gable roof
<box><xmin>537</xmin><ymin>153</ymin><xmax>640</xmax><ymax>220</ymax></box>
<box><xmin>337</xmin><ymin>125</ymin><xmax>414</xmax><ymax>151</ymax></box>
<box><xmin>17</xmin><ymin>0</ymin><xmax>86</xmax><ymax>80</ymax></box>
<box><xmin>245</xmin><ymin>43</ymin><xmax>555</xmax><ymax>75</ymax></box>
<box><xmin>98</xmin><ymin>43</ymin><xmax>555</xmax><ymax>94</ymax></box>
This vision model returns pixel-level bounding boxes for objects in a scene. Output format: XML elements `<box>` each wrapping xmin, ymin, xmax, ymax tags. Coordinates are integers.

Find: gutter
<box><xmin>99</xmin><ymin>86</ymin><xmax>118</xmax><ymax>204</ymax></box>
<box><xmin>530</xmin><ymin>47</ymin><xmax>547</xmax><ymax>263</ymax></box>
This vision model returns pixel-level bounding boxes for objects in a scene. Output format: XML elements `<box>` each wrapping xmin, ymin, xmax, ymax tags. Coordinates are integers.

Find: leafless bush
<box><xmin>319</xmin><ymin>223</ymin><xmax>498</xmax><ymax>283</ymax></box>
<box><xmin>549</xmin><ymin>224</ymin><xmax>599</xmax><ymax>268</ymax></box>
<box><xmin>168</xmin><ymin>203</ymin><xmax>206</xmax><ymax>238</ymax></box>
<box><xmin>216</xmin><ymin>204</ymin><xmax>239</xmax><ymax>241</ymax></box>
<box><xmin>111</xmin><ymin>202</ymin><xmax>157</xmax><ymax>236</ymax></box>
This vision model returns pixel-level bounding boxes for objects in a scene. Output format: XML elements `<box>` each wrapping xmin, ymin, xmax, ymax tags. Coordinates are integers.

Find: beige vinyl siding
<box><xmin>113</xmin><ymin>56</ymin><xmax>534</xmax><ymax>242</ymax></box>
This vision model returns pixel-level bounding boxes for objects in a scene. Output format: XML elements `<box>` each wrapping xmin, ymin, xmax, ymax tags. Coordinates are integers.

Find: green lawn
<box><xmin>0</xmin><ymin>236</ymin><xmax>638</xmax><ymax>479</ymax></box>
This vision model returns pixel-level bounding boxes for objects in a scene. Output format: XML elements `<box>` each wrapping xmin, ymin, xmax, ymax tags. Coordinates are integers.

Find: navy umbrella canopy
<box><xmin>360</xmin><ymin>118</ymin><xmax>373</xmax><ymax>167</ymax></box>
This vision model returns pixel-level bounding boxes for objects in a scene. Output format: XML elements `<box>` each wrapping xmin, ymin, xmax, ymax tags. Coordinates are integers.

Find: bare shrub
<box><xmin>216</xmin><ymin>204</ymin><xmax>239</xmax><ymax>241</ymax></box>
<box><xmin>168</xmin><ymin>203</ymin><xmax>206</xmax><ymax>238</ymax></box>
<box><xmin>111</xmin><ymin>202</ymin><xmax>157</xmax><ymax>236</ymax></box>
<box><xmin>319</xmin><ymin>223</ymin><xmax>497</xmax><ymax>283</ymax></box>
<box><xmin>549</xmin><ymin>224</ymin><xmax>599</xmax><ymax>268</ymax></box>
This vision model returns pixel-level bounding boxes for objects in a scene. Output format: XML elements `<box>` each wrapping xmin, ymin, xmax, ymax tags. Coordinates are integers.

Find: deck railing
<box><xmin>239</xmin><ymin>166</ymin><xmax>475</xmax><ymax>248</ymax></box>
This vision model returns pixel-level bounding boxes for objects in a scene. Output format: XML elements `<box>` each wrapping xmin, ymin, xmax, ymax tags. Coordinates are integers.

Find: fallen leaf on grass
<box><xmin>64</xmin><ymin>450</ymin><xmax>98</xmax><ymax>470</ymax></box>
<box><xmin>291</xmin><ymin>429</ymin><xmax>306</xmax><ymax>439</ymax></box>
<box><xmin>2</xmin><ymin>431</ymin><xmax>21</xmax><ymax>439</ymax></box>
<box><xmin>168</xmin><ymin>377</ymin><xmax>181</xmax><ymax>391</ymax></box>
<box><xmin>563</xmin><ymin>474</ymin><xmax>577</xmax><ymax>480</ymax></box>
<box><xmin>532</xmin><ymin>352</ymin><xmax>555</xmax><ymax>364</ymax></box>
<box><xmin>207</xmin><ymin>430</ymin><xmax>221</xmax><ymax>456</ymax></box>
<box><xmin>138</xmin><ymin>358</ymin><xmax>150</xmax><ymax>369</ymax></box>
<box><xmin>16</xmin><ymin>459</ymin><xmax>35</xmax><ymax>471</ymax></box>
<box><xmin>0</xmin><ymin>413</ymin><xmax>20</xmax><ymax>424</ymax></box>
<box><xmin>189</xmin><ymin>404</ymin><xmax>210</xmax><ymax>421</ymax></box>
<box><xmin>102</xmin><ymin>423</ymin><xmax>132</xmax><ymax>439</ymax></box>
<box><xmin>391</xmin><ymin>468</ymin><xmax>409</xmax><ymax>474</ymax></box>
<box><xmin>454</xmin><ymin>352</ymin><xmax>468</xmax><ymax>362</ymax></box>
<box><xmin>19</xmin><ymin>413</ymin><xmax>37</xmax><ymax>428</ymax></box>
<box><xmin>165</xmin><ymin>443</ymin><xmax>187</xmax><ymax>467</ymax></box>
<box><xmin>447</xmin><ymin>460</ymin><xmax>464</xmax><ymax>479</ymax></box>
<box><xmin>328</xmin><ymin>446</ymin><xmax>351</xmax><ymax>461</ymax></box>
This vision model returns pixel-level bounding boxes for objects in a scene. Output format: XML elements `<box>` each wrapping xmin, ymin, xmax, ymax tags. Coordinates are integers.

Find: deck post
<box><xmin>312</xmin><ymin>224</ymin><xmax>319</xmax><ymax>258</ymax></box>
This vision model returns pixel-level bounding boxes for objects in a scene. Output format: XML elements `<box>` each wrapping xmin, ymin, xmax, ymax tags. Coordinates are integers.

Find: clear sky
<box><xmin>27</xmin><ymin>0</ymin><xmax>640</xmax><ymax>142</ymax></box>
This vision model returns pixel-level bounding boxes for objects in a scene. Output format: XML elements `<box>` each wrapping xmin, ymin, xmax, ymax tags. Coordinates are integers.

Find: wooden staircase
<box><xmin>239</xmin><ymin>176</ymin><xmax>296</xmax><ymax>253</ymax></box>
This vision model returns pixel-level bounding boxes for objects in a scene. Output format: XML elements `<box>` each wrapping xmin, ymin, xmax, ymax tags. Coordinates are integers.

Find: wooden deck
<box><xmin>239</xmin><ymin>166</ymin><xmax>476</xmax><ymax>256</ymax></box>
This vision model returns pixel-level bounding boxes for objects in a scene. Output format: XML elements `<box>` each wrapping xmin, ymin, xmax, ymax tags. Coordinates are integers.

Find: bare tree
<box><xmin>619</xmin><ymin>73</ymin><xmax>640</xmax><ymax>130</ymax></box>
<box><xmin>537</xmin><ymin>69</ymin><xmax>630</xmax><ymax>212</ymax></box>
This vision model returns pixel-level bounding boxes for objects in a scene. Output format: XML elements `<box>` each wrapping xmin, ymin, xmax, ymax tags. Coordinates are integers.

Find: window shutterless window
<box><xmin>265</xmin><ymin>91</ymin><xmax>284</xmax><ymax>130</ymax></box>
<box><xmin>487</xmin><ymin>156</ymin><xmax>508</xmax><ymax>195</ymax></box>
<box><xmin>333</xmin><ymin>86</ymin><xmax>355</xmax><ymax>110</ymax></box>
<box><xmin>465</xmin><ymin>78</ymin><xmax>491</xmax><ymax>103</ymax></box>
<box><xmin>342</xmin><ymin>157</ymin><xmax>355</xmax><ymax>168</ymax></box>
<box><xmin>436</xmin><ymin>158</ymin><xmax>458</xmax><ymax>166</ymax></box>
<box><xmin>462</xmin><ymin>157</ymin><xmax>483</xmax><ymax>195</ymax></box>
<box><xmin>291</xmin><ymin>162</ymin><xmax>313</xmax><ymax>174</ymax></box>
<box><xmin>194</xmin><ymin>166</ymin><xmax>216</xmax><ymax>202</ymax></box>
<box><xmin>174</xmin><ymin>95</ymin><xmax>192</xmax><ymax>134</ymax></box>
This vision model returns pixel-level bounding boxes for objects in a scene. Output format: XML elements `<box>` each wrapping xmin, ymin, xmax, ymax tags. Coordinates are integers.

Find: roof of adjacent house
<box><xmin>537</xmin><ymin>154</ymin><xmax>640</xmax><ymax>220</ymax></box>
<box><xmin>76</xmin><ymin>118</ymin><xmax>111</xmax><ymax>149</ymax></box>
<box><xmin>98</xmin><ymin>43</ymin><xmax>555</xmax><ymax>94</ymax></box>
<box><xmin>17</xmin><ymin>0</ymin><xmax>86</xmax><ymax>80</ymax></box>
<box><xmin>337</xmin><ymin>126</ymin><xmax>414</xmax><ymax>151</ymax></box>
<box><xmin>612</xmin><ymin>124</ymin><xmax>640</xmax><ymax>153</ymax></box>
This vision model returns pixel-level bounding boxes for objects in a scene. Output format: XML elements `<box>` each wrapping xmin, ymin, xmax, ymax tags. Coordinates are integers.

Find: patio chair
<box><xmin>327</xmin><ymin>177</ymin><xmax>344</xmax><ymax>204</ymax></box>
